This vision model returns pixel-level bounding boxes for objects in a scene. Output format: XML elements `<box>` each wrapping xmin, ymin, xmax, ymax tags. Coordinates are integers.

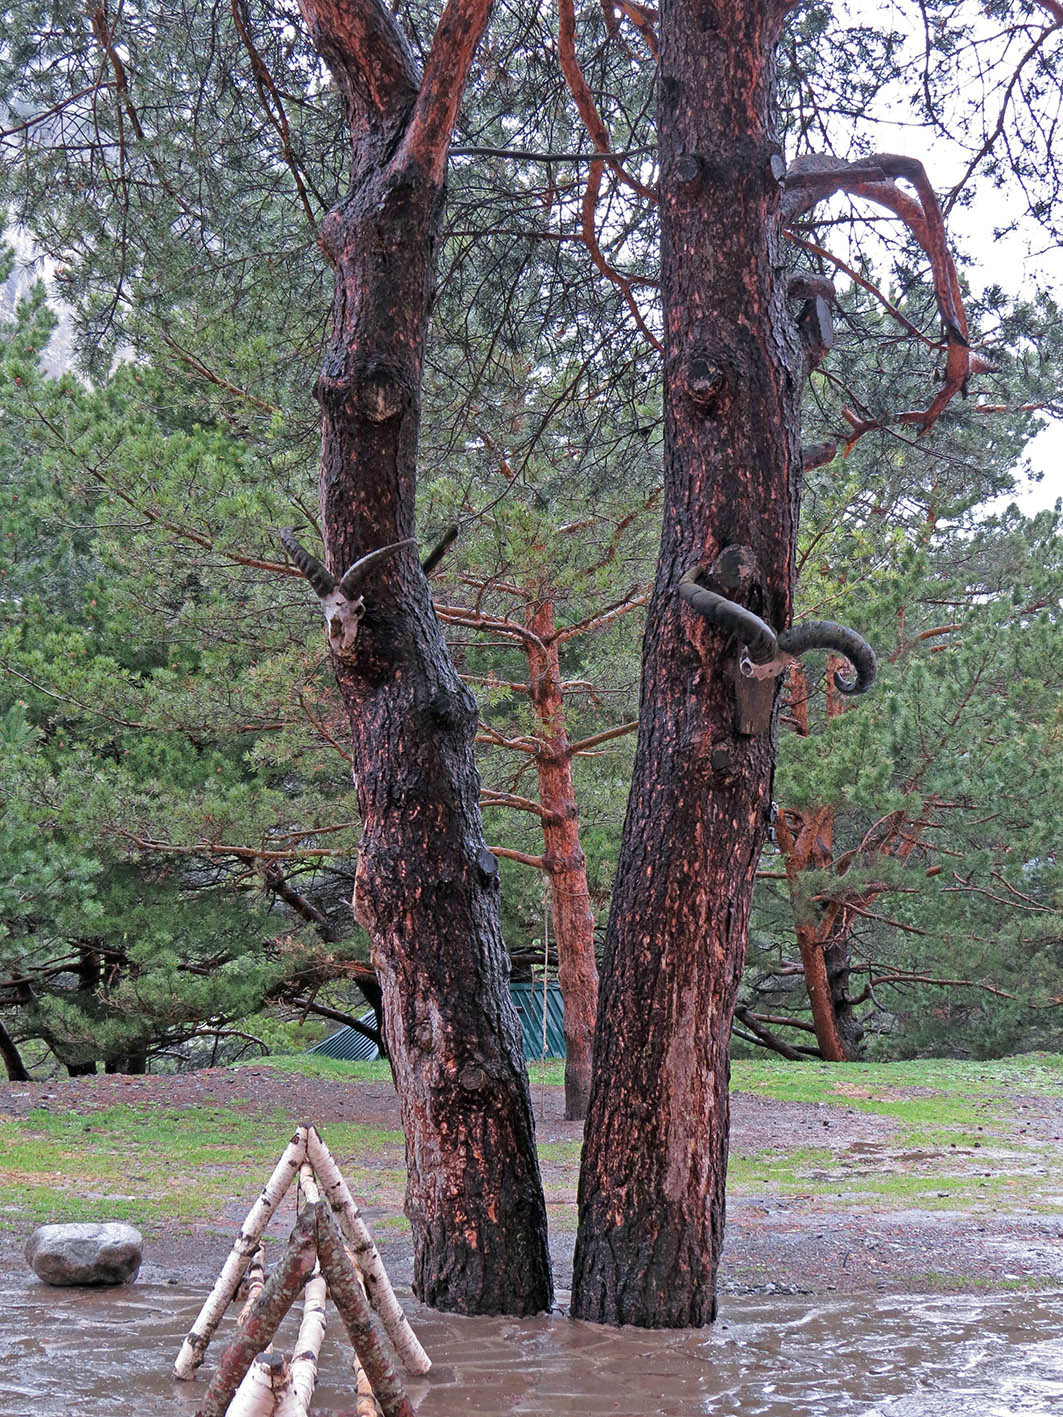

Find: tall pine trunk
<box><xmin>525</xmin><ymin>599</ymin><xmax>599</xmax><ymax>1121</ymax></box>
<box><xmin>299</xmin><ymin>0</ymin><xmax>552</xmax><ymax>1316</ymax></box>
<box><xmin>571</xmin><ymin>0</ymin><xmax>805</xmax><ymax>1327</ymax></box>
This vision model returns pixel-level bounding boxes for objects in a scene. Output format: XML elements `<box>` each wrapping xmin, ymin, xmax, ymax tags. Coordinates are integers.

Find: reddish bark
<box><xmin>314</xmin><ymin>1205</ymin><xmax>415</xmax><ymax>1417</ymax></box>
<box><xmin>525</xmin><ymin>599</ymin><xmax>599</xmax><ymax>1121</ymax></box>
<box><xmin>774</xmin><ymin>804</ymin><xmax>848</xmax><ymax>1062</ymax></box>
<box><xmin>773</xmin><ymin>660</ymin><xmax>923</xmax><ymax>1062</ymax></box>
<box><xmin>571</xmin><ymin>0</ymin><xmax>808</xmax><ymax>1327</ymax></box>
<box><xmin>298</xmin><ymin>0</ymin><xmax>552</xmax><ymax>1315</ymax></box>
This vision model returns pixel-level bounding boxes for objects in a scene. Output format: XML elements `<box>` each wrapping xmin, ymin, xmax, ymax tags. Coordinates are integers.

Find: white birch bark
<box><xmin>270</xmin><ymin>1355</ymin><xmax>304</xmax><ymax>1417</ymax></box>
<box><xmin>237</xmin><ymin>1246</ymin><xmax>267</xmax><ymax>1330</ymax></box>
<box><xmin>306</xmin><ymin>1125</ymin><xmax>430</xmax><ymax>1376</ymax></box>
<box><xmin>227</xmin><ymin>1353</ymin><xmax>288</xmax><ymax>1417</ymax></box>
<box><xmin>289</xmin><ymin>1263</ymin><xmax>328</xmax><ymax>1413</ymax></box>
<box><xmin>299</xmin><ymin>1162</ymin><xmax>322</xmax><ymax>1205</ymax></box>
<box><xmin>173</xmin><ymin>1126</ymin><xmax>308</xmax><ymax>1379</ymax></box>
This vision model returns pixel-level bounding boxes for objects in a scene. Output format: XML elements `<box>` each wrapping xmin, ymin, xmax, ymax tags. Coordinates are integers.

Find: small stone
<box><xmin>25</xmin><ymin>1222</ymin><xmax>142</xmax><ymax>1286</ymax></box>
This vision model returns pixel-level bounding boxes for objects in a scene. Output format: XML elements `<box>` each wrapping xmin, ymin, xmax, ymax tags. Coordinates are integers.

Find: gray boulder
<box><xmin>25</xmin><ymin>1222</ymin><xmax>142</xmax><ymax>1286</ymax></box>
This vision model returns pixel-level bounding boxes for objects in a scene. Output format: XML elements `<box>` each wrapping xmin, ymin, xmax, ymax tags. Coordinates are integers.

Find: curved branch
<box><xmin>581</xmin><ymin>158</ymin><xmax>663</xmax><ymax>351</ymax></box>
<box><xmin>231</xmin><ymin>0</ymin><xmax>323</xmax><ymax>225</ymax></box>
<box><xmin>783</xmin><ymin>153</ymin><xmax>971</xmax><ymax>434</ymax></box>
<box><xmin>558</xmin><ymin>0</ymin><xmax>658</xmax><ymax>201</ymax></box>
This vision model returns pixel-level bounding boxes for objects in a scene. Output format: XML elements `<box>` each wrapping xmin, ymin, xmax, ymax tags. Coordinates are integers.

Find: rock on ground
<box><xmin>25</xmin><ymin>1222</ymin><xmax>143</xmax><ymax>1286</ymax></box>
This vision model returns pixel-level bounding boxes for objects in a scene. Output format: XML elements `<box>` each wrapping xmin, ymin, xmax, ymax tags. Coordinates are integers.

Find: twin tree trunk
<box><xmin>299</xmin><ymin>0</ymin><xmax>551</xmax><ymax>1315</ymax></box>
<box><xmin>302</xmin><ymin>0</ymin><xmax>811</xmax><ymax>1325</ymax></box>
<box><xmin>571</xmin><ymin>0</ymin><xmax>808</xmax><ymax>1327</ymax></box>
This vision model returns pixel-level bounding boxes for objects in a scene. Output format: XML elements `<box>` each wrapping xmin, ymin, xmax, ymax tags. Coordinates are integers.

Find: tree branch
<box><xmin>783</xmin><ymin>153</ymin><xmax>972</xmax><ymax>437</ymax></box>
<box><xmin>296</xmin><ymin>0</ymin><xmax>419</xmax><ymax>135</ymax></box>
<box><xmin>402</xmin><ymin>0</ymin><xmax>494</xmax><ymax>183</ymax></box>
<box><xmin>567</xmin><ymin>719</ymin><xmax>640</xmax><ymax>756</ymax></box>
<box><xmin>488</xmin><ymin>846</ymin><xmax>547</xmax><ymax>869</ymax></box>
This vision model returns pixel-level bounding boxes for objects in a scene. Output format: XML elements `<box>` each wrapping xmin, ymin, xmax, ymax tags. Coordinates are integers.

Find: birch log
<box><xmin>305</xmin><ymin>1159</ymin><xmax>379</xmax><ymax>1413</ymax></box>
<box><xmin>271</xmin><ymin>1354</ymin><xmax>306</xmax><ymax>1417</ymax></box>
<box><xmin>353</xmin><ymin>1363</ymin><xmax>385</xmax><ymax>1417</ymax></box>
<box><xmin>227</xmin><ymin>1352</ymin><xmax>294</xmax><ymax>1417</ymax></box>
<box><xmin>175</xmin><ymin>1126</ymin><xmax>308</xmax><ymax>1379</ymax></box>
<box><xmin>306</xmin><ymin>1126</ymin><xmax>430</xmax><ymax>1375</ymax></box>
<box><xmin>195</xmin><ymin>1204</ymin><xmax>320</xmax><ymax>1417</ymax></box>
<box><xmin>352</xmin><ymin>1337</ymin><xmax>385</xmax><ymax>1417</ymax></box>
<box><xmin>236</xmin><ymin>1246</ymin><xmax>267</xmax><ymax>1330</ymax></box>
<box><xmin>299</xmin><ymin>1162</ymin><xmax>322</xmax><ymax>1205</ymax></box>
<box><xmin>289</xmin><ymin>1264</ymin><xmax>328</xmax><ymax>1413</ymax></box>
<box><xmin>314</xmin><ymin>1205</ymin><xmax>415</xmax><ymax>1417</ymax></box>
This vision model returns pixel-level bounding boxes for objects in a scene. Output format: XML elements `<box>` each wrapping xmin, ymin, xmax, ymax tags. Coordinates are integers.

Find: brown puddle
<box><xmin>1</xmin><ymin>1282</ymin><xmax>1062</xmax><ymax>1416</ymax></box>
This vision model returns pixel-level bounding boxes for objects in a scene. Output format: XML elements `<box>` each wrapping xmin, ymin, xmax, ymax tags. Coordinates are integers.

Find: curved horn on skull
<box><xmin>280</xmin><ymin>529</ymin><xmax>336</xmax><ymax>599</ymax></box>
<box><xmin>678</xmin><ymin>568</ymin><xmax>778</xmax><ymax>663</ymax></box>
<box><xmin>777</xmin><ymin>620</ymin><xmax>877</xmax><ymax>695</ymax></box>
<box><xmin>336</xmin><ymin>539</ymin><xmax>416</xmax><ymax>600</ymax></box>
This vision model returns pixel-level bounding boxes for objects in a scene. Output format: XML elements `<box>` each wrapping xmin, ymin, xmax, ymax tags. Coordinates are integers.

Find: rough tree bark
<box><xmin>774</xmin><ymin>803</ymin><xmax>850</xmax><ymax>1061</ymax></box>
<box><xmin>525</xmin><ymin>598</ymin><xmax>599</xmax><ymax>1121</ymax></box>
<box><xmin>571</xmin><ymin>0</ymin><xmax>807</xmax><ymax>1327</ymax></box>
<box><xmin>296</xmin><ymin>0</ymin><xmax>552</xmax><ymax>1315</ymax></box>
<box><xmin>436</xmin><ymin>577</ymin><xmax>645</xmax><ymax>1121</ymax></box>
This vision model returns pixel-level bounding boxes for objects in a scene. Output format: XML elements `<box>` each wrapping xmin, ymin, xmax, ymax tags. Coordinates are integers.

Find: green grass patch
<box><xmin>237</xmin><ymin>1054</ymin><xmax>395</xmax><ymax>1083</ymax></box>
<box><xmin>731</xmin><ymin>1052</ymin><xmax>1063</xmax><ymax>1105</ymax></box>
<box><xmin>245</xmin><ymin>1052</ymin><xmax>566</xmax><ymax>1087</ymax></box>
<box><xmin>0</xmin><ymin>1103</ymin><xmax>406</xmax><ymax>1233</ymax></box>
<box><xmin>731</xmin><ymin>1053</ymin><xmax>1063</xmax><ymax>1155</ymax></box>
<box><xmin>727</xmin><ymin>1133</ymin><xmax>1063</xmax><ymax>1213</ymax></box>
<box><xmin>729</xmin><ymin>1146</ymin><xmax>835</xmax><ymax>1191</ymax></box>
<box><xmin>537</xmin><ymin>1140</ymin><xmax>583</xmax><ymax>1164</ymax></box>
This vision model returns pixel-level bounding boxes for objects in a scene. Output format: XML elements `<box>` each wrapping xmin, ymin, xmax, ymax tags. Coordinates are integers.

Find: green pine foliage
<box><xmin>0</xmin><ymin>266</ymin><xmax>365</xmax><ymax>1074</ymax></box>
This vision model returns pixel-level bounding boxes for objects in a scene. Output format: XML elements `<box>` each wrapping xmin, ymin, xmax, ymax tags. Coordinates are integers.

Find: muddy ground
<box><xmin>2</xmin><ymin>1066</ymin><xmax>1061</xmax><ymax>1304</ymax></box>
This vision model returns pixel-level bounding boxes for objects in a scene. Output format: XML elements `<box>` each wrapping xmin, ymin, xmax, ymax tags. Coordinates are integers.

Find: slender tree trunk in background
<box><xmin>572</xmin><ymin>0</ymin><xmax>806</xmax><ymax>1327</ymax></box>
<box><xmin>525</xmin><ymin>598</ymin><xmax>599</xmax><ymax>1121</ymax></box>
<box><xmin>0</xmin><ymin>1019</ymin><xmax>29</xmax><ymax>1081</ymax></box>
<box><xmin>298</xmin><ymin>0</ymin><xmax>551</xmax><ymax>1315</ymax></box>
<box><xmin>823</xmin><ymin>919</ymin><xmax>866</xmax><ymax>1058</ymax></box>
<box><xmin>776</xmin><ymin>662</ymin><xmax>865</xmax><ymax>1061</ymax></box>
<box><xmin>774</xmin><ymin>805</ymin><xmax>849</xmax><ymax>1062</ymax></box>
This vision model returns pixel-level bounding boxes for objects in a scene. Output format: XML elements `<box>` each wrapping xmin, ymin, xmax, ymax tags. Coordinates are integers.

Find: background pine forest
<box><xmin>1</xmin><ymin>0</ymin><xmax>1061</xmax><ymax>1077</ymax></box>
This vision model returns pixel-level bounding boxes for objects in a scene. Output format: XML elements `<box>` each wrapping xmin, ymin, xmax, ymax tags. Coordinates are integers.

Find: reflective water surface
<box><xmin>2</xmin><ymin>1282</ymin><xmax>1062</xmax><ymax>1416</ymax></box>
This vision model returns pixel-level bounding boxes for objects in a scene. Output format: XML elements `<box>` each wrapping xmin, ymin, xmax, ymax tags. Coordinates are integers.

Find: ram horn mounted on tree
<box><xmin>678</xmin><ymin>566</ymin><xmax>876</xmax><ymax>696</ymax></box>
<box><xmin>280</xmin><ymin>529</ymin><xmax>415</xmax><ymax>656</ymax></box>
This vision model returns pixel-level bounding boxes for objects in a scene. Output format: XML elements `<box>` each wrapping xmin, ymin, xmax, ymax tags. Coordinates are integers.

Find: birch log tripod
<box><xmin>173</xmin><ymin>1123</ymin><xmax>430</xmax><ymax>1417</ymax></box>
